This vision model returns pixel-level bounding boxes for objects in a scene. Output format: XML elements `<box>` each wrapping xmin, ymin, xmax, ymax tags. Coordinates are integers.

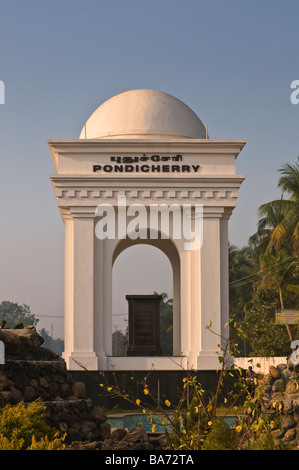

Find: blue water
<box><xmin>107</xmin><ymin>414</ymin><xmax>172</xmax><ymax>432</ymax></box>
<box><xmin>107</xmin><ymin>414</ymin><xmax>237</xmax><ymax>433</ymax></box>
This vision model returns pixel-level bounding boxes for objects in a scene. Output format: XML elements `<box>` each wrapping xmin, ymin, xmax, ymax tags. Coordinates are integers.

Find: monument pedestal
<box><xmin>126</xmin><ymin>295</ymin><xmax>162</xmax><ymax>357</ymax></box>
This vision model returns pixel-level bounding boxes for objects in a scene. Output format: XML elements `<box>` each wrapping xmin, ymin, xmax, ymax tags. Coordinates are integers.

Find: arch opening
<box><xmin>112</xmin><ymin>239</ymin><xmax>180</xmax><ymax>357</ymax></box>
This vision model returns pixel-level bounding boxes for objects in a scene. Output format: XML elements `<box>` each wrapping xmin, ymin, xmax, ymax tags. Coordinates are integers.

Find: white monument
<box><xmin>49</xmin><ymin>89</ymin><xmax>246</xmax><ymax>371</ymax></box>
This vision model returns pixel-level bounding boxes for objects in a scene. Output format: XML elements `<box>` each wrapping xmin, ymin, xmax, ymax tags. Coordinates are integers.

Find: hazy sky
<box><xmin>0</xmin><ymin>1</ymin><xmax>298</xmax><ymax>338</ymax></box>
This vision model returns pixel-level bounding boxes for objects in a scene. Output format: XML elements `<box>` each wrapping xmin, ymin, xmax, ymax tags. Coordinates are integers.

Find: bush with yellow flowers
<box><xmin>96</xmin><ymin>319</ymin><xmax>292</xmax><ymax>450</ymax></box>
<box><xmin>0</xmin><ymin>399</ymin><xmax>65</xmax><ymax>450</ymax></box>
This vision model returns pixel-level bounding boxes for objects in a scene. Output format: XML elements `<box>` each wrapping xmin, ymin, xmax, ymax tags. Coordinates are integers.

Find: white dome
<box><xmin>79</xmin><ymin>89</ymin><xmax>207</xmax><ymax>140</ymax></box>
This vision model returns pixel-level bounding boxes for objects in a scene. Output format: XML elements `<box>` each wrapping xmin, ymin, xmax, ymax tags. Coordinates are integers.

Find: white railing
<box><xmin>234</xmin><ymin>357</ymin><xmax>287</xmax><ymax>374</ymax></box>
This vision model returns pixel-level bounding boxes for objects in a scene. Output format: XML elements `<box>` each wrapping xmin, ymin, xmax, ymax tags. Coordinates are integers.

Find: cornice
<box><xmin>48</xmin><ymin>138</ymin><xmax>246</xmax><ymax>156</ymax></box>
<box><xmin>50</xmin><ymin>174</ymin><xmax>245</xmax><ymax>185</ymax></box>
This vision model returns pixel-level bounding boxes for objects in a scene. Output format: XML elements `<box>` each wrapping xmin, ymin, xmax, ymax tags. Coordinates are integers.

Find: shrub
<box><xmin>246</xmin><ymin>431</ymin><xmax>292</xmax><ymax>451</ymax></box>
<box><xmin>0</xmin><ymin>399</ymin><xmax>65</xmax><ymax>450</ymax></box>
<box><xmin>203</xmin><ymin>418</ymin><xmax>239</xmax><ymax>450</ymax></box>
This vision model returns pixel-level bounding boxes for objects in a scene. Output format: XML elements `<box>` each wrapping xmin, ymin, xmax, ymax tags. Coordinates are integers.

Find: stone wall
<box><xmin>0</xmin><ymin>359</ymin><xmax>110</xmax><ymax>443</ymax></box>
<box><xmin>249</xmin><ymin>356</ymin><xmax>299</xmax><ymax>446</ymax></box>
<box><xmin>0</xmin><ymin>326</ymin><xmax>110</xmax><ymax>444</ymax></box>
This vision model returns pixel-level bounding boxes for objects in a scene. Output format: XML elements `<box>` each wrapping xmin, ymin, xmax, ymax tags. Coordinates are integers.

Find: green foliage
<box><xmin>243</xmin><ymin>287</ymin><xmax>297</xmax><ymax>356</ymax></box>
<box><xmin>229</xmin><ymin>157</ymin><xmax>299</xmax><ymax>355</ymax></box>
<box><xmin>165</xmin><ymin>395</ymin><xmax>211</xmax><ymax>450</ymax></box>
<box><xmin>39</xmin><ymin>328</ymin><xmax>64</xmax><ymax>356</ymax></box>
<box><xmin>203</xmin><ymin>418</ymin><xmax>239</xmax><ymax>450</ymax></box>
<box><xmin>0</xmin><ymin>300</ymin><xmax>38</xmax><ymax>328</ymax></box>
<box><xmin>157</xmin><ymin>292</ymin><xmax>173</xmax><ymax>356</ymax></box>
<box><xmin>0</xmin><ymin>400</ymin><xmax>65</xmax><ymax>450</ymax></box>
<box><xmin>112</xmin><ymin>329</ymin><xmax>128</xmax><ymax>356</ymax></box>
<box><xmin>99</xmin><ymin>328</ymin><xmax>291</xmax><ymax>450</ymax></box>
<box><xmin>246</xmin><ymin>431</ymin><xmax>292</xmax><ymax>450</ymax></box>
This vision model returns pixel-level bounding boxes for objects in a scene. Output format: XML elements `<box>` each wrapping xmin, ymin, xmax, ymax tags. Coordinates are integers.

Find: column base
<box><xmin>62</xmin><ymin>352</ymin><xmax>233</xmax><ymax>371</ymax></box>
<box><xmin>62</xmin><ymin>351</ymin><xmax>99</xmax><ymax>370</ymax></box>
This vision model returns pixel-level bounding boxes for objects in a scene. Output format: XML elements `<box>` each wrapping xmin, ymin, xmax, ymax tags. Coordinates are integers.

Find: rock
<box><xmin>79</xmin><ymin>421</ymin><xmax>99</xmax><ymax>440</ymax></box>
<box><xmin>23</xmin><ymin>386</ymin><xmax>37</xmax><ymax>402</ymax></box>
<box><xmin>251</xmin><ymin>359</ymin><xmax>299</xmax><ymax>448</ymax></box>
<box><xmin>65</xmin><ymin>440</ymin><xmax>103</xmax><ymax>450</ymax></box>
<box><xmin>49</xmin><ymin>382</ymin><xmax>59</xmax><ymax>397</ymax></box>
<box><xmin>280</xmin><ymin>414</ymin><xmax>296</xmax><ymax>431</ymax></box>
<box><xmin>150</xmin><ymin>436</ymin><xmax>166</xmax><ymax>449</ymax></box>
<box><xmin>91</xmin><ymin>407</ymin><xmax>107</xmax><ymax>424</ymax></box>
<box><xmin>0</xmin><ymin>327</ymin><xmax>58</xmax><ymax>360</ymax></box>
<box><xmin>99</xmin><ymin>422</ymin><xmax>111</xmax><ymax>440</ymax></box>
<box><xmin>103</xmin><ymin>427</ymin><xmax>160</xmax><ymax>451</ymax></box>
<box><xmin>272</xmin><ymin>379</ymin><xmax>285</xmax><ymax>392</ymax></box>
<box><xmin>60</xmin><ymin>383</ymin><xmax>71</xmax><ymax>397</ymax></box>
<box><xmin>286</xmin><ymin>380</ymin><xmax>299</xmax><ymax>395</ymax></box>
<box><xmin>67</xmin><ymin>426</ymin><xmax>82</xmax><ymax>442</ymax></box>
<box><xmin>30</xmin><ymin>378</ymin><xmax>38</xmax><ymax>389</ymax></box>
<box><xmin>269</xmin><ymin>366</ymin><xmax>281</xmax><ymax>379</ymax></box>
<box><xmin>271</xmin><ymin>428</ymin><xmax>285</xmax><ymax>439</ymax></box>
<box><xmin>111</xmin><ymin>428</ymin><xmax>128</xmax><ymax>441</ymax></box>
<box><xmin>283</xmin><ymin>399</ymin><xmax>293</xmax><ymax>414</ymax></box>
<box><xmin>0</xmin><ymin>371</ymin><xmax>12</xmax><ymax>391</ymax></box>
<box><xmin>262</xmin><ymin>374</ymin><xmax>272</xmax><ymax>386</ymax></box>
<box><xmin>293</xmin><ymin>399</ymin><xmax>299</xmax><ymax>414</ymax></box>
<box><xmin>0</xmin><ymin>390</ymin><xmax>12</xmax><ymax>404</ymax></box>
<box><xmin>126</xmin><ymin>427</ymin><xmax>149</xmax><ymax>443</ymax></box>
<box><xmin>283</xmin><ymin>428</ymin><xmax>297</xmax><ymax>442</ymax></box>
<box><xmin>73</xmin><ymin>381</ymin><xmax>86</xmax><ymax>399</ymax></box>
<box><xmin>80</xmin><ymin>441</ymin><xmax>102</xmax><ymax>450</ymax></box>
<box><xmin>10</xmin><ymin>386</ymin><xmax>23</xmax><ymax>404</ymax></box>
<box><xmin>58</xmin><ymin>422</ymin><xmax>68</xmax><ymax>433</ymax></box>
<box><xmin>283</xmin><ymin>371</ymin><xmax>295</xmax><ymax>382</ymax></box>
<box><xmin>0</xmin><ymin>327</ymin><xmax>42</xmax><ymax>351</ymax></box>
<box><xmin>138</xmin><ymin>441</ymin><xmax>153</xmax><ymax>450</ymax></box>
<box><xmin>39</xmin><ymin>377</ymin><xmax>49</xmax><ymax>388</ymax></box>
<box><xmin>0</xmin><ymin>329</ymin><xmax>112</xmax><ymax>447</ymax></box>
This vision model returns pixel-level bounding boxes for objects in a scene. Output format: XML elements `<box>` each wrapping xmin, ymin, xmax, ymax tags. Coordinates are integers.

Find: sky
<box><xmin>0</xmin><ymin>0</ymin><xmax>298</xmax><ymax>339</ymax></box>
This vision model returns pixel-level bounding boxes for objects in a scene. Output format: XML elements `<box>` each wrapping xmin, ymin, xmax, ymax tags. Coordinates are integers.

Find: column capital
<box><xmin>202</xmin><ymin>206</ymin><xmax>233</xmax><ymax>219</ymax></box>
<box><xmin>60</xmin><ymin>206</ymin><xmax>97</xmax><ymax>220</ymax></box>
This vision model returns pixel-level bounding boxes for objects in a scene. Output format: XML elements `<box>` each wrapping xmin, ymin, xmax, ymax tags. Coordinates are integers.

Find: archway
<box><xmin>112</xmin><ymin>245</ymin><xmax>173</xmax><ymax>356</ymax></box>
<box><xmin>112</xmin><ymin>234</ymin><xmax>181</xmax><ymax>357</ymax></box>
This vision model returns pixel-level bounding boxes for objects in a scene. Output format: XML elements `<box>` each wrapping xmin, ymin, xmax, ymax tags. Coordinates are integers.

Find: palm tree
<box><xmin>276</xmin><ymin>158</ymin><xmax>299</xmax><ymax>251</ymax></box>
<box><xmin>259</xmin><ymin>249</ymin><xmax>299</xmax><ymax>342</ymax></box>
<box><xmin>247</xmin><ymin>157</ymin><xmax>299</xmax><ymax>345</ymax></box>
<box><xmin>257</xmin><ymin>157</ymin><xmax>299</xmax><ymax>255</ymax></box>
<box><xmin>251</xmin><ymin>197</ymin><xmax>293</xmax><ymax>257</ymax></box>
<box><xmin>228</xmin><ymin>244</ymin><xmax>255</xmax><ymax>355</ymax></box>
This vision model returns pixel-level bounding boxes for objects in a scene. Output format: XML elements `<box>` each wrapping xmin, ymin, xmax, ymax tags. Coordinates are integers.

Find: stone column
<box><xmin>179</xmin><ymin>249</ymin><xmax>192</xmax><ymax>358</ymax></box>
<box><xmin>196</xmin><ymin>209</ymin><xmax>224</xmax><ymax>369</ymax></box>
<box><xmin>62</xmin><ymin>209</ymin><xmax>98</xmax><ymax>370</ymax></box>
<box><xmin>220</xmin><ymin>213</ymin><xmax>230</xmax><ymax>342</ymax></box>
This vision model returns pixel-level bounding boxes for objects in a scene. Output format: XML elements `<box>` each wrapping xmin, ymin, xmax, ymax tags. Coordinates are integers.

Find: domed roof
<box><xmin>79</xmin><ymin>89</ymin><xmax>207</xmax><ymax>140</ymax></box>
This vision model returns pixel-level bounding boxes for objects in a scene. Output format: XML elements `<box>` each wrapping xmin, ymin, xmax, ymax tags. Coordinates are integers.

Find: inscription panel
<box><xmin>126</xmin><ymin>295</ymin><xmax>162</xmax><ymax>356</ymax></box>
<box><xmin>134</xmin><ymin>305</ymin><xmax>155</xmax><ymax>345</ymax></box>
